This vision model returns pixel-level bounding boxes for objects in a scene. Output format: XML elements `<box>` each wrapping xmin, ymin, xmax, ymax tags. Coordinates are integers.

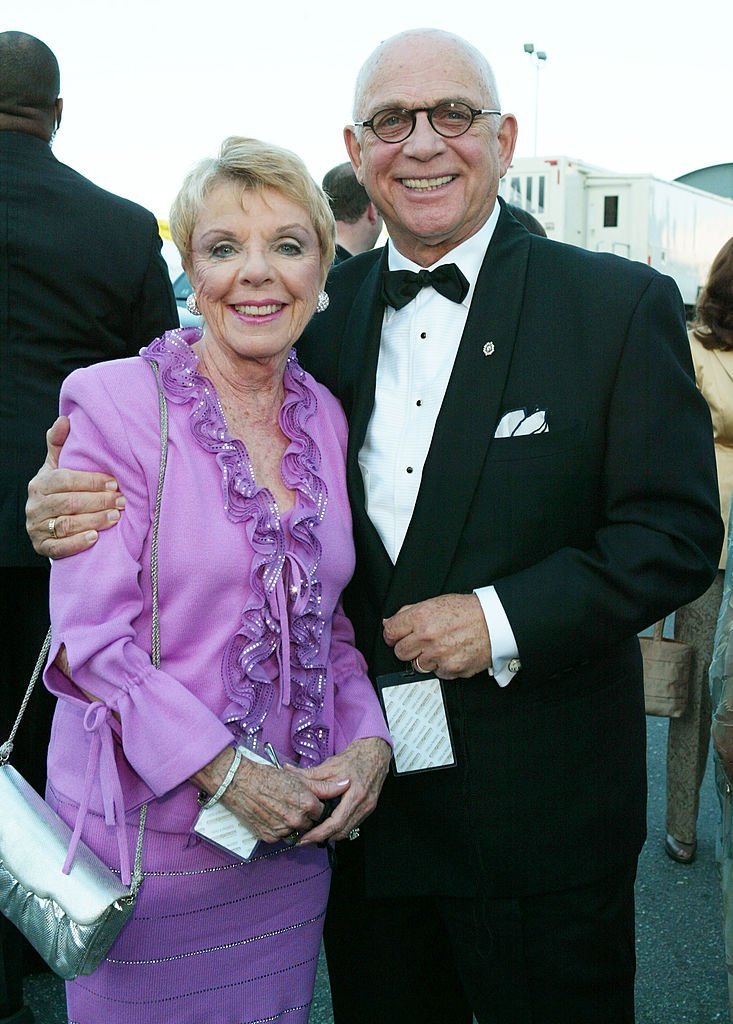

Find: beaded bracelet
<box><xmin>201</xmin><ymin>747</ymin><xmax>243</xmax><ymax>810</ymax></box>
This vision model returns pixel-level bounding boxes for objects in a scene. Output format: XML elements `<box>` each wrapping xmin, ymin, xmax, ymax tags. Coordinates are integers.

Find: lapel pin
<box><xmin>482</xmin><ymin>341</ymin><xmax>495</xmax><ymax>357</ymax></box>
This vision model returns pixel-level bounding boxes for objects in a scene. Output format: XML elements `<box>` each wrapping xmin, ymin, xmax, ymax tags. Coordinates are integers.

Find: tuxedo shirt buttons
<box><xmin>508</xmin><ymin>658</ymin><xmax>522</xmax><ymax>674</ymax></box>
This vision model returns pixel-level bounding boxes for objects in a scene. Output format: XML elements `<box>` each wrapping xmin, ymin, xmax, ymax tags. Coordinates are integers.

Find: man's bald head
<box><xmin>352</xmin><ymin>28</ymin><xmax>500</xmax><ymax>121</ymax></box>
<box><xmin>0</xmin><ymin>31</ymin><xmax>61</xmax><ymax>141</ymax></box>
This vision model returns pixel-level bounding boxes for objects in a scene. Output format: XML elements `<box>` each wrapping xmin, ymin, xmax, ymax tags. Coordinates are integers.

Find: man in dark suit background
<box><xmin>23</xmin><ymin>27</ymin><xmax>722</xmax><ymax>1024</ymax></box>
<box><xmin>0</xmin><ymin>31</ymin><xmax>176</xmax><ymax>1023</ymax></box>
<box><xmin>322</xmin><ymin>161</ymin><xmax>382</xmax><ymax>262</ymax></box>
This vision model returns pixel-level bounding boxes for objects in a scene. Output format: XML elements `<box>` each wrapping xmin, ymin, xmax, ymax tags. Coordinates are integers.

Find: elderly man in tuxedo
<box><xmin>25</xmin><ymin>28</ymin><xmax>722</xmax><ymax>1024</ymax></box>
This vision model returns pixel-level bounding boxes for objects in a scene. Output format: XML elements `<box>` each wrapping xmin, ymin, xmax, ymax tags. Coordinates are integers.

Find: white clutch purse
<box><xmin>0</xmin><ymin>759</ymin><xmax>144</xmax><ymax>979</ymax></box>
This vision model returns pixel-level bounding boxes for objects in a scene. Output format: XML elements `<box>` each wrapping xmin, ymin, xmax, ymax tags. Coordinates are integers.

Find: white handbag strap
<box><xmin>0</xmin><ymin>358</ymin><xmax>169</xmax><ymax>888</ymax></box>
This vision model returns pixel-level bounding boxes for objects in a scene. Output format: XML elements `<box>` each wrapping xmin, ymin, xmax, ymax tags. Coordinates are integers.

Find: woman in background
<box><xmin>666</xmin><ymin>237</ymin><xmax>733</xmax><ymax>863</ymax></box>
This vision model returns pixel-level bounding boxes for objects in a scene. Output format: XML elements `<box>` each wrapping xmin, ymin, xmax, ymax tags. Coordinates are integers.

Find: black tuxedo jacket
<box><xmin>0</xmin><ymin>131</ymin><xmax>177</xmax><ymax>566</ymax></box>
<box><xmin>299</xmin><ymin>203</ymin><xmax>723</xmax><ymax>899</ymax></box>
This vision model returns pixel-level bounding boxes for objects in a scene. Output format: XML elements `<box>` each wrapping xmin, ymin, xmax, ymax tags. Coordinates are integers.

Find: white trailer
<box><xmin>500</xmin><ymin>156</ymin><xmax>733</xmax><ymax>308</ymax></box>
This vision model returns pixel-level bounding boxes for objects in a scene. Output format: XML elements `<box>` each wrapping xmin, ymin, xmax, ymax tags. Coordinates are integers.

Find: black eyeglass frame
<box><xmin>353</xmin><ymin>101</ymin><xmax>502</xmax><ymax>143</ymax></box>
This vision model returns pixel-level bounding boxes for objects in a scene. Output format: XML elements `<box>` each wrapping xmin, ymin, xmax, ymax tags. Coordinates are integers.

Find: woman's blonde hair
<box><xmin>170</xmin><ymin>136</ymin><xmax>336</xmax><ymax>281</ymax></box>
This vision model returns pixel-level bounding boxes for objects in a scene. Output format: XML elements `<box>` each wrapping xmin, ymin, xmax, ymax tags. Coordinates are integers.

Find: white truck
<box><xmin>500</xmin><ymin>156</ymin><xmax>733</xmax><ymax>309</ymax></box>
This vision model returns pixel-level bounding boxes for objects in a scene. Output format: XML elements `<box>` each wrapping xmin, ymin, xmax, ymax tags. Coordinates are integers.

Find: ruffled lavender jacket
<box><xmin>44</xmin><ymin>329</ymin><xmax>390</xmax><ymax>879</ymax></box>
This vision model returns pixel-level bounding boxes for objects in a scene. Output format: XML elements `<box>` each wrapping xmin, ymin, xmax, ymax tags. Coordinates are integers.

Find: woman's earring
<box><xmin>315</xmin><ymin>290</ymin><xmax>330</xmax><ymax>313</ymax></box>
<box><xmin>186</xmin><ymin>292</ymin><xmax>201</xmax><ymax>316</ymax></box>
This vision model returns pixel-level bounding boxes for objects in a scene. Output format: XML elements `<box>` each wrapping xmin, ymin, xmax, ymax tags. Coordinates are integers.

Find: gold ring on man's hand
<box><xmin>413</xmin><ymin>656</ymin><xmax>426</xmax><ymax>674</ymax></box>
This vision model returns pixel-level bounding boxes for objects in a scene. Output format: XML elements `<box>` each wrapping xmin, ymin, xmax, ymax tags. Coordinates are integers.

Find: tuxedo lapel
<box><xmin>386</xmin><ymin>212</ymin><xmax>531</xmax><ymax>612</ymax></box>
<box><xmin>338</xmin><ymin>248</ymin><xmax>388</xmax><ymax>456</ymax></box>
<box><xmin>337</xmin><ymin>249</ymin><xmax>395</xmax><ymax>608</ymax></box>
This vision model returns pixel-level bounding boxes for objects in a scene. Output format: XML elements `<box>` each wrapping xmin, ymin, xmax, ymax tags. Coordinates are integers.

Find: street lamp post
<box><xmin>523</xmin><ymin>43</ymin><xmax>548</xmax><ymax>156</ymax></box>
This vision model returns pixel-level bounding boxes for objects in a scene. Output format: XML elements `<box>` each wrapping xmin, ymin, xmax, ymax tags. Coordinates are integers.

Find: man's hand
<box><xmin>382</xmin><ymin>593</ymin><xmax>492</xmax><ymax>679</ymax></box>
<box><xmin>25</xmin><ymin>416</ymin><xmax>126</xmax><ymax>559</ymax></box>
<box><xmin>288</xmin><ymin>737</ymin><xmax>391</xmax><ymax>845</ymax></box>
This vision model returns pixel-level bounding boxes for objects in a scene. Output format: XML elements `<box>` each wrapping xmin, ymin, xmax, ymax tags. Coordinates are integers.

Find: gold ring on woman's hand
<box><xmin>47</xmin><ymin>518</ymin><xmax>58</xmax><ymax>539</ymax></box>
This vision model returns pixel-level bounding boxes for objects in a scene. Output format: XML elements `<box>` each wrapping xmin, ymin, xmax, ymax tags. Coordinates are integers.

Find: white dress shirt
<box><xmin>358</xmin><ymin>205</ymin><xmax>520</xmax><ymax>685</ymax></box>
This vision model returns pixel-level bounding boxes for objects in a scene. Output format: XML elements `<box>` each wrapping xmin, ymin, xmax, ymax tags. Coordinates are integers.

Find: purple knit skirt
<box><xmin>52</xmin><ymin>799</ymin><xmax>331</xmax><ymax>1024</ymax></box>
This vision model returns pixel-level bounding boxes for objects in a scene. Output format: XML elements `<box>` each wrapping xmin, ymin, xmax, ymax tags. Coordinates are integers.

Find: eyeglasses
<box><xmin>354</xmin><ymin>101</ymin><xmax>501</xmax><ymax>144</ymax></box>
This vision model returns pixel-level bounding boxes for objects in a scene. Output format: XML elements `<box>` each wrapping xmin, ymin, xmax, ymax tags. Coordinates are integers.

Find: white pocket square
<box><xmin>494</xmin><ymin>408</ymin><xmax>549</xmax><ymax>437</ymax></box>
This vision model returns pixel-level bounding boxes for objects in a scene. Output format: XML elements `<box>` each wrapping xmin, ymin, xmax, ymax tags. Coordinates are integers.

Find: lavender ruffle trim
<box><xmin>142</xmin><ymin>329</ymin><xmax>330</xmax><ymax>765</ymax></box>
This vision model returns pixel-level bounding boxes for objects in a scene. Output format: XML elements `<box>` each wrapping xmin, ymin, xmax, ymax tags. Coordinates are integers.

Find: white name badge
<box><xmin>377</xmin><ymin>670</ymin><xmax>456</xmax><ymax>775</ymax></box>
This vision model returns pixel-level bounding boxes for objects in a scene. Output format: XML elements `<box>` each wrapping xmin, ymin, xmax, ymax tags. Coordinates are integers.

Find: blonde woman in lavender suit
<box><xmin>40</xmin><ymin>137</ymin><xmax>391</xmax><ymax>1024</ymax></box>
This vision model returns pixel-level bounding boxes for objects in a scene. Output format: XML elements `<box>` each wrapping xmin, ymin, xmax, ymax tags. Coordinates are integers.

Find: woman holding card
<box><xmin>39</xmin><ymin>137</ymin><xmax>391</xmax><ymax>1024</ymax></box>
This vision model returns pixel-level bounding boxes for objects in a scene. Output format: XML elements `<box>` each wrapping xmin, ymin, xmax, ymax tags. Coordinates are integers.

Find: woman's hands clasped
<box><xmin>285</xmin><ymin>736</ymin><xmax>391</xmax><ymax>845</ymax></box>
<box><xmin>192</xmin><ymin>747</ymin><xmax>350</xmax><ymax>846</ymax></box>
<box><xmin>193</xmin><ymin>736</ymin><xmax>390</xmax><ymax>847</ymax></box>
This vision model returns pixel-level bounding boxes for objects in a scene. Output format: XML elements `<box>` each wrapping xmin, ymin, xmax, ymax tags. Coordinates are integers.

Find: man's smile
<box><xmin>400</xmin><ymin>174</ymin><xmax>455</xmax><ymax>191</ymax></box>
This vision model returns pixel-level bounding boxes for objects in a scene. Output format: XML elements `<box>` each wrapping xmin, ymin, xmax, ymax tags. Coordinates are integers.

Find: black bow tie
<box><xmin>381</xmin><ymin>263</ymin><xmax>470</xmax><ymax>310</ymax></box>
